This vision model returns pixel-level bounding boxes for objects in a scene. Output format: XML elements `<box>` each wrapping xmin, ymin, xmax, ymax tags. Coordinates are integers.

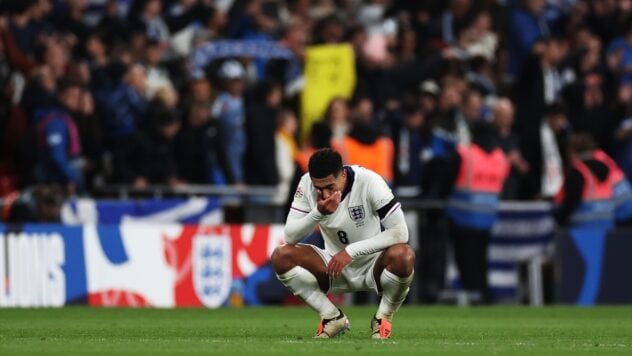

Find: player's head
<box><xmin>308</xmin><ymin>148</ymin><xmax>346</xmax><ymax>198</ymax></box>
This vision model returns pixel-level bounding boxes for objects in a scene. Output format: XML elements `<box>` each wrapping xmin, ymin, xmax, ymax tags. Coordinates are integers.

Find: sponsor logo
<box><xmin>0</xmin><ymin>233</ymin><xmax>66</xmax><ymax>307</ymax></box>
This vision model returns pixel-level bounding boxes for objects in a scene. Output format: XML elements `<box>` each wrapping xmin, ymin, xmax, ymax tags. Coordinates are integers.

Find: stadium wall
<box><xmin>1</xmin><ymin>198</ymin><xmax>630</xmax><ymax>307</ymax></box>
<box><xmin>0</xmin><ymin>223</ymin><xmax>286</xmax><ymax>308</ymax></box>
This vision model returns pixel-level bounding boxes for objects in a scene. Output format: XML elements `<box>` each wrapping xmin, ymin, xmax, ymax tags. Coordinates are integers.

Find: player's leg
<box><xmin>271</xmin><ymin>244</ymin><xmax>349</xmax><ymax>337</ymax></box>
<box><xmin>370</xmin><ymin>243</ymin><xmax>415</xmax><ymax>339</ymax></box>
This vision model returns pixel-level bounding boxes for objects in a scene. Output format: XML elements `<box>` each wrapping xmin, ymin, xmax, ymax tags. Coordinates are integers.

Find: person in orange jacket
<box><xmin>331</xmin><ymin>97</ymin><xmax>394</xmax><ymax>184</ymax></box>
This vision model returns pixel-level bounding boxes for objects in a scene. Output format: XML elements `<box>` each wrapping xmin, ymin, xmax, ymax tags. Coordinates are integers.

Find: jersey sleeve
<box><xmin>288</xmin><ymin>174</ymin><xmax>312</xmax><ymax>215</ymax></box>
<box><xmin>366</xmin><ymin>169</ymin><xmax>396</xmax><ymax>213</ymax></box>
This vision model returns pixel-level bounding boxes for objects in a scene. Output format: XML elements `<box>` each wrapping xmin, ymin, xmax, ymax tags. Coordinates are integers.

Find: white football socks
<box><xmin>376</xmin><ymin>269</ymin><xmax>414</xmax><ymax>321</ymax></box>
<box><xmin>276</xmin><ymin>266</ymin><xmax>340</xmax><ymax>320</ymax></box>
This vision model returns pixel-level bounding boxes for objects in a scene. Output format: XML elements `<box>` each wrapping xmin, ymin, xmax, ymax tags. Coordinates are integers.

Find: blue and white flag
<box><xmin>190</xmin><ymin>40</ymin><xmax>302</xmax><ymax>92</ymax></box>
<box><xmin>448</xmin><ymin>202</ymin><xmax>555</xmax><ymax>300</ymax></box>
<box><xmin>61</xmin><ymin>198</ymin><xmax>223</xmax><ymax>225</ymax></box>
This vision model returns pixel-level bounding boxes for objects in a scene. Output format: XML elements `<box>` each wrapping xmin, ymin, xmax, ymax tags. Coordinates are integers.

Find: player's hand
<box><xmin>317</xmin><ymin>190</ymin><xmax>341</xmax><ymax>215</ymax></box>
<box><xmin>327</xmin><ymin>249</ymin><xmax>352</xmax><ymax>279</ymax></box>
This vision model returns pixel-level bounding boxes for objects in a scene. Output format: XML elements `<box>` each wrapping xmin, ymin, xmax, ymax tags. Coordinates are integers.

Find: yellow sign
<box><xmin>301</xmin><ymin>44</ymin><xmax>356</xmax><ymax>139</ymax></box>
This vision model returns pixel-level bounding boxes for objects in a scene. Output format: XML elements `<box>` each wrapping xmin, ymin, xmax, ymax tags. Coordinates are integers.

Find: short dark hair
<box><xmin>308</xmin><ymin>148</ymin><xmax>343</xmax><ymax>179</ymax></box>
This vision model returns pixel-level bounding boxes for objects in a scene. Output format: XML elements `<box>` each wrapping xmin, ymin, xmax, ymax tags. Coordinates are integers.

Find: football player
<box><xmin>272</xmin><ymin>148</ymin><xmax>415</xmax><ymax>339</ymax></box>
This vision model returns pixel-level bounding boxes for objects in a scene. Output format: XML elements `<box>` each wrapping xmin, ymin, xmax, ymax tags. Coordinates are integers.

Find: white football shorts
<box><xmin>301</xmin><ymin>243</ymin><xmax>381</xmax><ymax>294</ymax></box>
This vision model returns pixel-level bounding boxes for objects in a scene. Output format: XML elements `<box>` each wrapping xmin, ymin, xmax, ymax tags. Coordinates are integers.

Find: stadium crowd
<box><xmin>0</xmin><ymin>0</ymin><xmax>632</xmax><ymax>209</ymax></box>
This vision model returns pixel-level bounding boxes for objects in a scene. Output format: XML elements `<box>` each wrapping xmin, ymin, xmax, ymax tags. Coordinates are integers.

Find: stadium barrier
<box><xmin>0</xmin><ymin>223</ymin><xmax>286</xmax><ymax>308</ymax></box>
<box><xmin>1</xmin><ymin>187</ymin><xmax>629</xmax><ymax>307</ymax></box>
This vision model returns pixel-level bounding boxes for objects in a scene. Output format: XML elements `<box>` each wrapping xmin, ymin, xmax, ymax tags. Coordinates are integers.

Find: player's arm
<box><xmin>283</xmin><ymin>178</ymin><xmax>340</xmax><ymax>244</ymax></box>
<box><xmin>284</xmin><ymin>207</ymin><xmax>324</xmax><ymax>244</ymax></box>
<box><xmin>348</xmin><ymin>170</ymin><xmax>408</xmax><ymax>257</ymax></box>
<box><xmin>345</xmin><ymin>200</ymin><xmax>408</xmax><ymax>258</ymax></box>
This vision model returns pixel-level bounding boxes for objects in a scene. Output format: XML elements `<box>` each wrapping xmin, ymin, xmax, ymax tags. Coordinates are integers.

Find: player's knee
<box><xmin>385</xmin><ymin>244</ymin><xmax>415</xmax><ymax>277</ymax></box>
<box><xmin>271</xmin><ymin>244</ymin><xmax>296</xmax><ymax>274</ymax></box>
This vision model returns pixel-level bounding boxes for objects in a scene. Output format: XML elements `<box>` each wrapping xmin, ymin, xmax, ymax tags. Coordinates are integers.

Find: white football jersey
<box><xmin>289</xmin><ymin>165</ymin><xmax>399</xmax><ymax>256</ymax></box>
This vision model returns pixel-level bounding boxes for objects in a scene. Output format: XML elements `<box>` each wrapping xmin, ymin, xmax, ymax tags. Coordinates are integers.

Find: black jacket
<box><xmin>176</xmin><ymin>121</ymin><xmax>235</xmax><ymax>184</ymax></box>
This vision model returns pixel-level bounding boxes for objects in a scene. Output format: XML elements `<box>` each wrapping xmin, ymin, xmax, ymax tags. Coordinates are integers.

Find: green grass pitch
<box><xmin>1</xmin><ymin>306</ymin><xmax>632</xmax><ymax>355</ymax></box>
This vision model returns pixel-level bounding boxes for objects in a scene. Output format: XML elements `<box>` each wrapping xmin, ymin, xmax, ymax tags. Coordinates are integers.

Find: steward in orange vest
<box><xmin>441</xmin><ymin>122</ymin><xmax>509</xmax><ymax>302</ymax></box>
<box><xmin>554</xmin><ymin>133</ymin><xmax>615</xmax><ymax>305</ymax></box>
<box><xmin>591</xmin><ymin>150</ymin><xmax>632</xmax><ymax>223</ymax></box>
<box><xmin>555</xmin><ymin>135</ymin><xmax>614</xmax><ymax>228</ymax></box>
<box><xmin>445</xmin><ymin>126</ymin><xmax>510</xmax><ymax>230</ymax></box>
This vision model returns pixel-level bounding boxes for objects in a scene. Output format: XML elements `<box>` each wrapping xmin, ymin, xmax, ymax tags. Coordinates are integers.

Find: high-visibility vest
<box><xmin>567</xmin><ymin>158</ymin><xmax>614</xmax><ymax>227</ymax></box>
<box><xmin>296</xmin><ymin>147</ymin><xmax>316</xmax><ymax>173</ymax></box>
<box><xmin>445</xmin><ymin>144</ymin><xmax>509</xmax><ymax>230</ymax></box>
<box><xmin>592</xmin><ymin>150</ymin><xmax>632</xmax><ymax>221</ymax></box>
<box><xmin>332</xmin><ymin>136</ymin><xmax>394</xmax><ymax>182</ymax></box>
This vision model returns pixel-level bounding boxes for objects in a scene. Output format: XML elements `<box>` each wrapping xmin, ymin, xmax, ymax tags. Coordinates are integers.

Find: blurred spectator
<box><xmin>143</xmin><ymin>39</ymin><xmax>175</xmax><ymax>100</ymax></box>
<box><xmin>54</xmin><ymin>0</ymin><xmax>90</xmax><ymax>55</ymax></box>
<box><xmin>309</xmin><ymin>97</ymin><xmax>351</xmax><ymax>150</ymax></box>
<box><xmin>466</xmin><ymin>56</ymin><xmax>497</xmax><ymax>97</ymax></box>
<box><xmin>97</xmin><ymin>63</ymin><xmax>147</xmax><ymax>140</ymax></box>
<box><xmin>514</xmin><ymin>37</ymin><xmax>568</xmax><ymax>137</ymax></box>
<box><xmin>0</xmin><ymin>0</ymin><xmax>629</xmax><ymax>205</ymax></box>
<box><xmin>274</xmin><ymin>108</ymin><xmax>299</xmax><ymax>205</ymax></box>
<box><xmin>332</xmin><ymin>96</ymin><xmax>394</xmax><ymax>184</ymax></box>
<box><xmin>7</xmin><ymin>0</ymin><xmax>42</xmax><ymax>55</ymax></box>
<box><xmin>461</xmin><ymin>89</ymin><xmax>484</xmax><ymax>123</ymax></box>
<box><xmin>33</xmin><ymin>80</ymin><xmax>84</xmax><ymax>194</ymax></box>
<box><xmin>391</xmin><ymin>101</ymin><xmax>426</xmax><ymax>187</ymax></box>
<box><xmin>0</xmin><ymin>10</ymin><xmax>37</xmax><ymax>75</ymax></box>
<box><xmin>130</xmin><ymin>0</ymin><xmax>170</xmax><ymax>44</ymax></box>
<box><xmin>71</xmin><ymin>88</ymin><xmax>104</xmax><ymax>191</ymax></box>
<box><xmin>564</xmin><ymin>71</ymin><xmax>616</xmax><ymax>152</ymax></box>
<box><xmin>194</xmin><ymin>6</ymin><xmax>227</xmax><ymax>44</ymax></box>
<box><xmin>508</xmin><ymin>0</ymin><xmax>553</xmax><ymax>76</ymax></box>
<box><xmin>3</xmin><ymin>185</ymin><xmax>65</xmax><ymax>223</ymax></box>
<box><xmin>458</xmin><ymin>11</ymin><xmax>497</xmax><ymax>62</ymax></box>
<box><xmin>134</xmin><ymin>100</ymin><xmax>183</xmax><ymax>188</ymax></box>
<box><xmin>36</xmin><ymin>37</ymin><xmax>71</xmax><ymax>83</ymax></box>
<box><xmin>96</xmin><ymin>0</ymin><xmax>130</xmax><ymax>46</ymax></box>
<box><xmin>176</xmin><ymin>99</ymin><xmax>234</xmax><ymax>185</ymax></box>
<box><xmin>427</xmin><ymin>0</ymin><xmax>473</xmax><ymax>48</ymax></box>
<box><xmin>435</xmin><ymin>81</ymin><xmax>468</xmax><ymax>146</ymax></box>
<box><xmin>492</xmin><ymin>98</ymin><xmax>530</xmax><ymax>200</ymax></box>
<box><xmin>418</xmin><ymin>80</ymin><xmax>440</xmax><ymax>118</ymax></box>
<box><xmin>212</xmin><ymin>60</ymin><xmax>247</xmax><ymax>184</ymax></box>
<box><xmin>245</xmin><ymin>80</ymin><xmax>282</xmax><ymax>186</ymax></box>
<box><xmin>586</xmin><ymin>0</ymin><xmax>632</xmax><ymax>49</ymax></box>
<box><xmin>529</xmin><ymin>102</ymin><xmax>571</xmax><ymax>200</ymax></box>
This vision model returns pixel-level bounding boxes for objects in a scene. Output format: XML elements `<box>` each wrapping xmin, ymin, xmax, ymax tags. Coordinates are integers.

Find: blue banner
<box><xmin>61</xmin><ymin>198</ymin><xmax>223</xmax><ymax>225</ymax></box>
<box><xmin>0</xmin><ymin>224</ymin><xmax>87</xmax><ymax>307</ymax></box>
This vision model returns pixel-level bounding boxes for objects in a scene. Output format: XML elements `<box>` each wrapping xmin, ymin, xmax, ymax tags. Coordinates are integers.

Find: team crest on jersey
<box><xmin>348</xmin><ymin>205</ymin><xmax>365</xmax><ymax>222</ymax></box>
<box><xmin>294</xmin><ymin>187</ymin><xmax>304</xmax><ymax>199</ymax></box>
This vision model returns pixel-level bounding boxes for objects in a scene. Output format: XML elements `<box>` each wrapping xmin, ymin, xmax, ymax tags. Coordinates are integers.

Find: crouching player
<box><xmin>271</xmin><ymin>148</ymin><xmax>415</xmax><ymax>339</ymax></box>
